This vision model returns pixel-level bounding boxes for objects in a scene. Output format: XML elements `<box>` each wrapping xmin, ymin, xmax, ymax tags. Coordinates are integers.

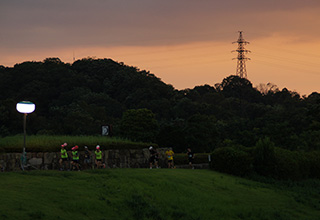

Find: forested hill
<box><xmin>1</xmin><ymin>57</ymin><xmax>320</xmax><ymax>152</ymax></box>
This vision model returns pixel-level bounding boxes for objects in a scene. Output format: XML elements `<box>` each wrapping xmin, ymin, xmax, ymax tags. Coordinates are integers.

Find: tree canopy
<box><xmin>1</xmin><ymin>57</ymin><xmax>320</xmax><ymax>152</ymax></box>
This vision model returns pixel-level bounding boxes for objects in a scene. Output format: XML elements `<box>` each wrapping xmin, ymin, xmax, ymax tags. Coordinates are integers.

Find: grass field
<box><xmin>0</xmin><ymin>169</ymin><xmax>319</xmax><ymax>220</ymax></box>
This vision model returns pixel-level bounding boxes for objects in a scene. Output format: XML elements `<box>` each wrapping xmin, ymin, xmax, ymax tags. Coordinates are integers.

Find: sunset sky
<box><xmin>1</xmin><ymin>0</ymin><xmax>320</xmax><ymax>95</ymax></box>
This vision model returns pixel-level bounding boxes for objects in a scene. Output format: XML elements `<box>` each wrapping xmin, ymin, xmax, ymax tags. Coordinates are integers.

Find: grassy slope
<box><xmin>0</xmin><ymin>169</ymin><xmax>319</xmax><ymax>220</ymax></box>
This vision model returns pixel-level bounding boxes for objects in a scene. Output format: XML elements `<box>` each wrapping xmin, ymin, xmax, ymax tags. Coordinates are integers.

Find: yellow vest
<box><xmin>166</xmin><ymin>150</ymin><xmax>174</xmax><ymax>160</ymax></box>
<box><xmin>72</xmin><ymin>151</ymin><xmax>79</xmax><ymax>160</ymax></box>
<box><xmin>95</xmin><ymin>150</ymin><xmax>102</xmax><ymax>160</ymax></box>
<box><xmin>61</xmin><ymin>149</ymin><xmax>68</xmax><ymax>158</ymax></box>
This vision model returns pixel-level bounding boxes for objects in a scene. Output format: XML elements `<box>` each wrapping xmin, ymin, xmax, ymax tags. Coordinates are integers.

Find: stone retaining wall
<box><xmin>0</xmin><ymin>148</ymin><xmax>171</xmax><ymax>171</ymax></box>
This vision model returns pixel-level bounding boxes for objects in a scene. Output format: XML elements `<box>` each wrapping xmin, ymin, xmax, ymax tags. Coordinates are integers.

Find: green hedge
<box><xmin>307</xmin><ymin>151</ymin><xmax>320</xmax><ymax>179</ymax></box>
<box><xmin>174</xmin><ymin>153</ymin><xmax>209</xmax><ymax>165</ymax></box>
<box><xmin>210</xmin><ymin>143</ymin><xmax>320</xmax><ymax>180</ymax></box>
<box><xmin>211</xmin><ymin>147</ymin><xmax>253</xmax><ymax>177</ymax></box>
<box><xmin>0</xmin><ymin>135</ymin><xmax>156</xmax><ymax>153</ymax></box>
<box><xmin>272</xmin><ymin>148</ymin><xmax>310</xmax><ymax>180</ymax></box>
<box><xmin>253</xmin><ymin>137</ymin><xmax>277</xmax><ymax>177</ymax></box>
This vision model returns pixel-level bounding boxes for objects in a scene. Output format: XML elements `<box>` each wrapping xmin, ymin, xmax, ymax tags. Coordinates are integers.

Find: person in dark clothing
<box><xmin>149</xmin><ymin>146</ymin><xmax>159</xmax><ymax>169</ymax></box>
<box><xmin>187</xmin><ymin>148</ymin><xmax>195</xmax><ymax>169</ymax></box>
<box><xmin>83</xmin><ymin>146</ymin><xmax>91</xmax><ymax>169</ymax></box>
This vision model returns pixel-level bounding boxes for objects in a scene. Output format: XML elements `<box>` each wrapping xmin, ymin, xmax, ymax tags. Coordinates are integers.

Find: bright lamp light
<box><xmin>16</xmin><ymin>101</ymin><xmax>35</xmax><ymax>114</ymax></box>
<box><xmin>16</xmin><ymin>100</ymin><xmax>36</xmax><ymax>170</ymax></box>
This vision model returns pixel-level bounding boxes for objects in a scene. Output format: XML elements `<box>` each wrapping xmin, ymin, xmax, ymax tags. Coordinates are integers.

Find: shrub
<box><xmin>173</xmin><ymin>154</ymin><xmax>188</xmax><ymax>165</ymax></box>
<box><xmin>0</xmin><ymin>135</ymin><xmax>155</xmax><ymax>153</ymax></box>
<box><xmin>273</xmin><ymin>148</ymin><xmax>310</xmax><ymax>180</ymax></box>
<box><xmin>174</xmin><ymin>153</ymin><xmax>209</xmax><ymax>165</ymax></box>
<box><xmin>251</xmin><ymin>138</ymin><xmax>315</xmax><ymax>180</ymax></box>
<box><xmin>193</xmin><ymin>153</ymin><xmax>210</xmax><ymax>164</ymax></box>
<box><xmin>306</xmin><ymin>151</ymin><xmax>320</xmax><ymax>179</ymax></box>
<box><xmin>253</xmin><ymin>137</ymin><xmax>277</xmax><ymax>177</ymax></box>
<box><xmin>210</xmin><ymin>147</ymin><xmax>253</xmax><ymax>177</ymax></box>
<box><xmin>210</xmin><ymin>139</ymin><xmax>320</xmax><ymax>180</ymax></box>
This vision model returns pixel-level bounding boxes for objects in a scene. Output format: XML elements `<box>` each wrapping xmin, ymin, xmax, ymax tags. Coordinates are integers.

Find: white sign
<box><xmin>102</xmin><ymin>126</ymin><xmax>109</xmax><ymax>136</ymax></box>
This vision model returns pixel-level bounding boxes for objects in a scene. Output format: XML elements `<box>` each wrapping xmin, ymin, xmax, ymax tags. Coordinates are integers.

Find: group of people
<box><xmin>60</xmin><ymin>143</ymin><xmax>195</xmax><ymax>171</ymax></box>
<box><xmin>59</xmin><ymin>143</ymin><xmax>104</xmax><ymax>171</ymax></box>
<box><xmin>149</xmin><ymin>146</ymin><xmax>195</xmax><ymax>169</ymax></box>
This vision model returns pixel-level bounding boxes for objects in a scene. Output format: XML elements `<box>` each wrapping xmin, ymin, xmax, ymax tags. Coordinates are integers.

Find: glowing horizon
<box><xmin>1</xmin><ymin>0</ymin><xmax>320</xmax><ymax>95</ymax></box>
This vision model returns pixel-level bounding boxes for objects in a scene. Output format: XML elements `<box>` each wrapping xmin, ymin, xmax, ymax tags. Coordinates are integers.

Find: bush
<box><xmin>174</xmin><ymin>153</ymin><xmax>209</xmax><ymax>165</ymax></box>
<box><xmin>273</xmin><ymin>148</ymin><xmax>310</xmax><ymax>180</ymax></box>
<box><xmin>308</xmin><ymin>151</ymin><xmax>320</xmax><ymax>179</ymax></box>
<box><xmin>210</xmin><ymin>147</ymin><xmax>253</xmax><ymax>177</ymax></box>
<box><xmin>209</xmin><ymin>138</ymin><xmax>320</xmax><ymax>180</ymax></box>
<box><xmin>0</xmin><ymin>135</ymin><xmax>155</xmax><ymax>153</ymax></box>
<box><xmin>252</xmin><ymin>138</ymin><xmax>314</xmax><ymax>180</ymax></box>
<box><xmin>194</xmin><ymin>153</ymin><xmax>210</xmax><ymax>164</ymax></box>
<box><xmin>253</xmin><ymin>137</ymin><xmax>277</xmax><ymax>177</ymax></box>
<box><xmin>173</xmin><ymin>154</ymin><xmax>188</xmax><ymax>165</ymax></box>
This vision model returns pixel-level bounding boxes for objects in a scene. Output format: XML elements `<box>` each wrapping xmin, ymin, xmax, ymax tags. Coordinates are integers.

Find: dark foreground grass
<box><xmin>0</xmin><ymin>169</ymin><xmax>319</xmax><ymax>220</ymax></box>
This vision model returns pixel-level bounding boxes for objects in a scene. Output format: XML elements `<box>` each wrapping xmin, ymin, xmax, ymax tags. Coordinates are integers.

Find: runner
<box><xmin>83</xmin><ymin>146</ymin><xmax>92</xmax><ymax>169</ymax></box>
<box><xmin>71</xmin><ymin>145</ymin><xmax>80</xmax><ymax>171</ymax></box>
<box><xmin>95</xmin><ymin>145</ymin><xmax>103</xmax><ymax>169</ymax></box>
<box><xmin>59</xmin><ymin>142</ymin><xmax>69</xmax><ymax>171</ymax></box>
<box><xmin>165</xmin><ymin>148</ymin><xmax>175</xmax><ymax>169</ymax></box>
<box><xmin>149</xmin><ymin>146</ymin><xmax>159</xmax><ymax>169</ymax></box>
<box><xmin>187</xmin><ymin>148</ymin><xmax>195</xmax><ymax>169</ymax></box>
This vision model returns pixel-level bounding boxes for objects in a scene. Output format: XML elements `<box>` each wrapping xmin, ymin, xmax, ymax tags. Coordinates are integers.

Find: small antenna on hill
<box><xmin>73</xmin><ymin>51</ymin><xmax>75</xmax><ymax>63</ymax></box>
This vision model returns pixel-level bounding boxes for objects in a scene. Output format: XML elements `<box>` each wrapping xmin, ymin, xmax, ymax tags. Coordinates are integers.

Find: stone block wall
<box><xmin>0</xmin><ymin>148</ymin><xmax>171</xmax><ymax>171</ymax></box>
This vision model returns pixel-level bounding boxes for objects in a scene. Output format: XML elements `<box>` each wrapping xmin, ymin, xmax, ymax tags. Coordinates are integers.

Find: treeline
<box><xmin>1</xmin><ymin>57</ymin><xmax>320</xmax><ymax>153</ymax></box>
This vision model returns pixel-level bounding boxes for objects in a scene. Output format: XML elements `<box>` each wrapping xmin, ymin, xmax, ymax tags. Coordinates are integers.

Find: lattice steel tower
<box><xmin>232</xmin><ymin>31</ymin><xmax>251</xmax><ymax>78</ymax></box>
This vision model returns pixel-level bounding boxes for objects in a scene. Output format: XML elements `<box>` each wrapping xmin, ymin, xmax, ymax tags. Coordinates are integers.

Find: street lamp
<box><xmin>16</xmin><ymin>101</ymin><xmax>35</xmax><ymax>155</ymax></box>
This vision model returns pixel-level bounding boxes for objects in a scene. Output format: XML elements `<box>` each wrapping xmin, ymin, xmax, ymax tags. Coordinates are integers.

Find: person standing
<box><xmin>59</xmin><ymin>143</ymin><xmax>69</xmax><ymax>171</ymax></box>
<box><xmin>187</xmin><ymin>148</ymin><xmax>195</xmax><ymax>169</ymax></box>
<box><xmin>71</xmin><ymin>145</ymin><xmax>80</xmax><ymax>171</ymax></box>
<box><xmin>83</xmin><ymin>146</ymin><xmax>91</xmax><ymax>170</ymax></box>
<box><xmin>95</xmin><ymin>145</ymin><xmax>103</xmax><ymax>169</ymax></box>
<box><xmin>165</xmin><ymin>148</ymin><xmax>175</xmax><ymax>169</ymax></box>
<box><xmin>149</xmin><ymin>146</ymin><xmax>159</xmax><ymax>169</ymax></box>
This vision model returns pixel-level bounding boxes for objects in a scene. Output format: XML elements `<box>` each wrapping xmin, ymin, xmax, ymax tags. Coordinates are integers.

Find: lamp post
<box><xmin>16</xmin><ymin>101</ymin><xmax>35</xmax><ymax>154</ymax></box>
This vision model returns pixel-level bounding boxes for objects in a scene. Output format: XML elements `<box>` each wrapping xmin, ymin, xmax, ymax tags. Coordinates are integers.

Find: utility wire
<box><xmin>253</xmin><ymin>45</ymin><xmax>320</xmax><ymax>59</ymax></box>
<box><xmin>254</xmin><ymin>59</ymin><xmax>320</xmax><ymax>76</ymax></box>
<box><xmin>253</xmin><ymin>52</ymin><xmax>320</xmax><ymax>67</ymax></box>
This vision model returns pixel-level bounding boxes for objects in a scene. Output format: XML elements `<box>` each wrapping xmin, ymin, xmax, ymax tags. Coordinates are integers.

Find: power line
<box><xmin>253</xmin><ymin>52</ymin><xmax>320</xmax><ymax>67</ymax></box>
<box><xmin>253</xmin><ymin>44</ymin><xmax>320</xmax><ymax>59</ymax></box>
<box><xmin>254</xmin><ymin>59</ymin><xmax>320</xmax><ymax>76</ymax></box>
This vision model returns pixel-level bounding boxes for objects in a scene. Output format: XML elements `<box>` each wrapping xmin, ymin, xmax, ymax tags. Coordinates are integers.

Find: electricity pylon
<box><xmin>232</xmin><ymin>31</ymin><xmax>251</xmax><ymax>78</ymax></box>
